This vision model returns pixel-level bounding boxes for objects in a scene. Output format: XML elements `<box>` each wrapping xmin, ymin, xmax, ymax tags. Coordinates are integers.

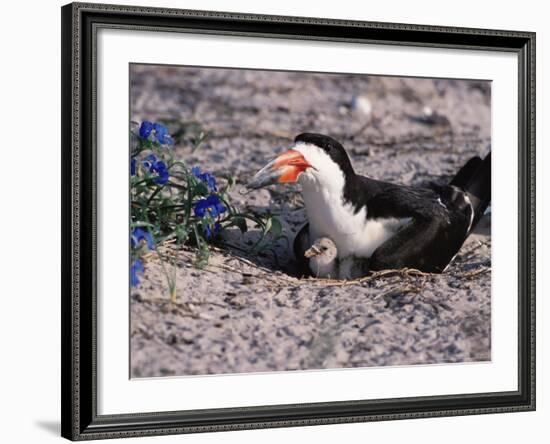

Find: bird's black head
<box><xmin>294</xmin><ymin>133</ymin><xmax>355</xmax><ymax>177</ymax></box>
<box><xmin>246</xmin><ymin>132</ymin><xmax>355</xmax><ymax>191</ymax></box>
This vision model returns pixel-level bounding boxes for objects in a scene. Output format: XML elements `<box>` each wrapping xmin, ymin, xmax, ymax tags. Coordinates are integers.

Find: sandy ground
<box><xmin>129</xmin><ymin>65</ymin><xmax>491</xmax><ymax>377</ymax></box>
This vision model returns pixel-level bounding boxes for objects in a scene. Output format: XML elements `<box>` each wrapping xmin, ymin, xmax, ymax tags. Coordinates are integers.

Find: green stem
<box><xmin>192</xmin><ymin>224</ymin><xmax>202</xmax><ymax>250</ymax></box>
<box><xmin>146</xmin><ymin>185</ymin><xmax>163</xmax><ymax>206</ymax></box>
<box><xmin>222</xmin><ymin>212</ymin><xmax>266</xmax><ymax>230</ymax></box>
<box><xmin>166</xmin><ymin>180</ymin><xmax>187</xmax><ymax>191</ymax></box>
<box><xmin>184</xmin><ymin>181</ymin><xmax>194</xmax><ymax>228</ymax></box>
<box><xmin>155</xmin><ymin>247</ymin><xmax>177</xmax><ymax>305</ymax></box>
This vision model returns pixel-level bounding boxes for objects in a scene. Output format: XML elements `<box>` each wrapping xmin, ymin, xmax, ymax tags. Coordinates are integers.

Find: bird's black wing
<box><xmin>365</xmin><ymin>182</ymin><xmax>472</xmax><ymax>273</ymax></box>
<box><xmin>292</xmin><ymin>223</ymin><xmax>311</xmax><ymax>276</ymax></box>
<box><xmin>293</xmin><ymin>223</ymin><xmax>309</xmax><ymax>259</ymax></box>
<box><xmin>346</xmin><ymin>174</ymin><xmax>452</xmax><ymax>221</ymax></box>
<box><xmin>450</xmin><ymin>156</ymin><xmax>482</xmax><ymax>188</ymax></box>
<box><xmin>364</xmin><ymin>182</ymin><xmax>449</xmax><ymax>221</ymax></box>
<box><xmin>462</xmin><ymin>152</ymin><xmax>491</xmax><ymax>230</ymax></box>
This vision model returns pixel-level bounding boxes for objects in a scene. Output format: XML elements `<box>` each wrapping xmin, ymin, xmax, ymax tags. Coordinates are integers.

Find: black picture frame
<box><xmin>61</xmin><ymin>2</ymin><xmax>536</xmax><ymax>440</ymax></box>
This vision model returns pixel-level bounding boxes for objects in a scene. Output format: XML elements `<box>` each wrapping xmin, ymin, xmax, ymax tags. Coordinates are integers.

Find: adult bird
<box><xmin>246</xmin><ymin>133</ymin><xmax>491</xmax><ymax>276</ymax></box>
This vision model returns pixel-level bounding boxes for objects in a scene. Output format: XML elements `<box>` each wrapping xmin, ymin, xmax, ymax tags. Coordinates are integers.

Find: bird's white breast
<box><xmin>302</xmin><ymin>179</ymin><xmax>410</xmax><ymax>258</ymax></box>
<box><xmin>295</xmin><ymin>142</ymin><xmax>411</xmax><ymax>260</ymax></box>
<box><xmin>301</xmin><ymin>182</ymin><xmax>410</xmax><ymax>259</ymax></box>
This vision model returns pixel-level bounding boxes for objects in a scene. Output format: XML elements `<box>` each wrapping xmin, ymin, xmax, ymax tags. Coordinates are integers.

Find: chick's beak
<box><xmin>304</xmin><ymin>245</ymin><xmax>322</xmax><ymax>258</ymax></box>
<box><xmin>246</xmin><ymin>149</ymin><xmax>312</xmax><ymax>189</ymax></box>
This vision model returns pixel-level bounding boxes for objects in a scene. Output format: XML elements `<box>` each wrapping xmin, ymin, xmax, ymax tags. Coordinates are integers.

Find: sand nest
<box><xmin>130</xmin><ymin>65</ymin><xmax>491</xmax><ymax>377</ymax></box>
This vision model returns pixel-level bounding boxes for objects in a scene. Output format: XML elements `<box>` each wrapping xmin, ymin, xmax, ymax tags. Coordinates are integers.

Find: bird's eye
<box><xmin>322</xmin><ymin>246</ymin><xmax>328</xmax><ymax>251</ymax></box>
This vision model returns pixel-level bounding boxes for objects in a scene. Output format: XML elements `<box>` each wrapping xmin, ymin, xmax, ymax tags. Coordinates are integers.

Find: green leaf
<box><xmin>264</xmin><ymin>218</ymin><xmax>272</xmax><ymax>234</ymax></box>
<box><xmin>194</xmin><ymin>182</ymin><xmax>209</xmax><ymax>196</ymax></box>
<box><xmin>233</xmin><ymin>217</ymin><xmax>248</xmax><ymax>234</ymax></box>
<box><xmin>175</xmin><ymin>226</ymin><xmax>189</xmax><ymax>244</ymax></box>
<box><xmin>265</xmin><ymin>216</ymin><xmax>282</xmax><ymax>237</ymax></box>
<box><xmin>191</xmin><ymin>130</ymin><xmax>210</xmax><ymax>153</ymax></box>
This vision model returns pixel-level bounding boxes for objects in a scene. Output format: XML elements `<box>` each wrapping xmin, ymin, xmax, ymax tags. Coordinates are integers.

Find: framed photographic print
<box><xmin>61</xmin><ymin>2</ymin><xmax>536</xmax><ymax>440</ymax></box>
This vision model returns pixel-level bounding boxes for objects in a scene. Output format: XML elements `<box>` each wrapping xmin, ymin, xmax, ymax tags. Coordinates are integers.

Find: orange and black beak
<box><xmin>246</xmin><ymin>149</ymin><xmax>313</xmax><ymax>189</ymax></box>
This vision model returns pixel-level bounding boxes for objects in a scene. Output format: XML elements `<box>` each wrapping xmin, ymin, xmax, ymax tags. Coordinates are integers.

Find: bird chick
<box><xmin>305</xmin><ymin>237</ymin><xmax>371</xmax><ymax>280</ymax></box>
<box><xmin>304</xmin><ymin>237</ymin><xmax>338</xmax><ymax>279</ymax></box>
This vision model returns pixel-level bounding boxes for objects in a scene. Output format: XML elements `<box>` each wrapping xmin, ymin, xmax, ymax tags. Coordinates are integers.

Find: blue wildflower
<box><xmin>192</xmin><ymin>166</ymin><xmax>217</xmax><ymax>192</ymax></box>
<box><xmin>138</xmin><ymin>121</ymin><xmax>174</xmax><ymax>145</ymax></box>
<box><xmin>130</xmin><ymin>158</ymin><xmax>137</xmax><ymax>176</ymax></box>
<box><xmin>131</xmin><ymin>227</ymin><xmax>154</xmax><ymax>250</ymax></box>
<box><xmin>142</xmin><ymin>153</ymin><xmax>157</xmax><ymax>170</ymax></box>
<box><xmin>153</xmin><ymin>123</ymin><xmax>174</xmax><ymax>145</ymax></box>
<box><xmin>194</xmin><ymin>195</ymin><xmax>227</xmax><ymax>218</ymax></box>
<box><xmin>141</xmin><ymin>154</ymin><xmax>169</xmax><ymax>185</ymax></box>
<box><xmin>155</xmin><ymin>170</ymin><xmax>169</xmax><ymax>185</ymax></box>
<box><xmin>204</xmin><ymin>221</ymin><xmax>222</xmax><ymax>239</ymax></box>
<box><xmin>151</xmin><ymin>160</ymin><xmax>169</xmax><ymax>185</ymax></box>
<box><xmin>205</xmin><ymin>175</ymin><xmax>217</xmax><ymax>191</ymax></box>
<box><xmin>139</xmin><ymin>121</ymin><xmax>154</xmax><ymax>139</ymax></box>
<box><xmin>131</xmin><ymin>259</ymin><xmax>145</xmax><ymax>287</ymax></box>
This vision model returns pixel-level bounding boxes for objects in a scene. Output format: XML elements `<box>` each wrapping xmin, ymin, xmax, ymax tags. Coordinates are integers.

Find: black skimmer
<box><xmin>247</xmin><ymin>133</ymin><xmax>491</xmax><ymax>275</ymax></box>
